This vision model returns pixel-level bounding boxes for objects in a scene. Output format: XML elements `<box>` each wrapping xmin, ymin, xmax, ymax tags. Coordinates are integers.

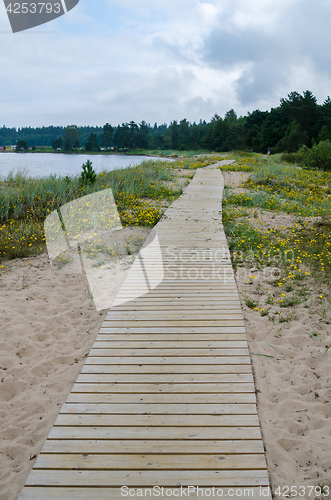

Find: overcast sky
<box><xmin>1</xmin><ymin>0</ymin><xmax>331</xmax><ymax>128</ymax></box>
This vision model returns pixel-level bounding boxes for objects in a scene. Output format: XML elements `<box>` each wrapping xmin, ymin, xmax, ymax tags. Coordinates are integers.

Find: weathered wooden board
<box><xmin>96</xmin><ymin>333</ymin><xmax>247</xmax><ymax>340</ymax></box>
<box><xmin>81</xmin><ymin>364</ymin><xmax>253</xmax><ymax>374</ymax></box>
<box><xmin>99</xmin><ymin>327</ymin><xmax>247</xmax><ymax>333</ymax></box>
<box><xmin>75</xmin><ymin>373</ymin><xmax>254</xmax><ymax>383</ymax></box>
<box><xmin>85</xmin><ymin>356</ymin><xmax>252</xmax><ymax>364</ymax></box>
<box><xmin>54</xmin><ymin>414</ymin><xmax>260</xmax><ymax>426</ymax></box>
<box><xmin>91</xmin><ymin>340</ymin><xmax>248</xmax><ymax>348</ymax></box>
<box><xmin>70</xmin><ymin>382</ymin><xmax>255</xmax><ymax>393</ymax></box>
<box><xmin>89</xmin><ymin>348</ymin><xmax>250</xmax><ymax>356</ymax></box>
<box><xmin>19</xmin><ymin>487</ymin><xmax>272</xmax><ymax>499</ymax></box>
<box><xmin>97</xmin><ymin>321</ymin><xmax>247</xmax><ymax>327</ymax></box>
<box><xmin>41</xmin><ymin>439</ymin><xmax>265</xmax><ymax>454</ymax></box>
<box><xmin>34</xmin><ymin>453</ymin><xmax>267</xmax><ymax>470</ymax></box>
<box><xmin>60</xmin><ymin>403</ymin><xmax>257</xmax><ymax>414</ymax></box>
<box><xmin>25</xmin><ymin>470</ymin><xmax>270</xmax><ymax>487</ymax></box>
<box><xmin>47</xmin><ymin>425</ymin><xmax>263</xmax><ymax>440</ymax></box>
<box><xmin>106</xmin><ymin>311</ymin><xmax>244</xmax><ymax>318</ymax></box>
<box><xmin>66</xmin><ymin>393</ymin><xmax>257</xmax><ymax>404</ymax></box>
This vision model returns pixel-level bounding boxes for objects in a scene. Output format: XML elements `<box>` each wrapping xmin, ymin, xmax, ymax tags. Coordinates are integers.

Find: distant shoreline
<box><xmin>1</xmin><ymin>151</ymin><xmax>143</xmax><ymax>156</ymax></box>
<box><xmin>0</xmin><ymin>150</ymin><xmax>181</xmax><ymax>159</ymax></box>
<box><xmin>0</xmin><ymin>151</ymin><xmax>172</xmax><ymax>157</ymax></box>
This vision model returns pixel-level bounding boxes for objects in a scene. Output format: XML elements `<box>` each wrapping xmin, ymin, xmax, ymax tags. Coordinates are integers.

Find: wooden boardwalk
<box><xmin>19</xmin><ymin>163</ymin><xmax>271</xmax><ymax>499</ymax></box>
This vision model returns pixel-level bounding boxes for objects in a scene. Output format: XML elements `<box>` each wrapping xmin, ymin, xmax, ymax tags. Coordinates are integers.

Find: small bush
<box><xmin>245</xmin><ymin>298</ymin><xmax>259</xmax><ymax>309</ymax></box>
<box><xmin>301</xmin><ymin>140</ymin><xmax>331</xmax><ymax>171</ymax></box>
<box><xmin>280</xmin><ymin>152</ymin><xmax>300</xmax><ymax>164</ymax></box>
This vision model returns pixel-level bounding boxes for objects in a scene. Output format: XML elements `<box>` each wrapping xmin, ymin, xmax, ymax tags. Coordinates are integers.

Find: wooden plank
<box><xmin>114</xmin><ymin>294</ymin><xmax>237</xmax><ymax>300</ymax></box>
<box><xmin>149</xmin><ymin>237</ymin><xmax>228</xmax><ymax>241</ymax></box>
<box><xmin>111</xmin><ymin>304</ymin><xmax>241</xmax><ymax>309</ymax></box>
<box><xmin>115</xmin><ymin>282</ymin><xmax>236</xmax><ymax>287</ymax></box>
<box><xmin>85</xmin><ymin>356</ymin><xmax>252</xmax><ymax>365</ymax></box>
<box><xmin>118</xmin><ymin>279</ymin><xmax>236</xmax><ymax>283</ymax></box>
<box><xmin>105</xmin><ymin>312</ymin><xmax>244</xmax><ymax>319</ymax></box>
<box><xmin>34</xmin><ymin>453</ymin><xmax>267</xmax><ymax>470</ymax></box>
<box><xmin>41</xmin><ymin>439</ymin><xmax>265</xmax><ymax>454</ymax></box>
<box><xmin>115</xmin><ymin>288</ymin><xmax>238</xmax><ymax>292</ymax></box>
<box><xmin>54</xmin><ymin>414</ymin><xmax>259</xmax><ymax>426</ymax></box>
<box><xmin>113</xmin><ymin>298</ymin><xmax>238</xmax><ymax>303</ymax></box>
<box><xmin>118</xmin><ymin>277</ymin><xmax>236</xmax><ymax>282</ymax></box>
<box><xmin>106</xmin><ymin>307</ymin><xmax>242</xmax><ymax>321</ymax></box>
<box><xmin>96</xmin><ymin>333</ymin><xmax>247</xmax><ymax>341</ymax></box>
<box><xmin>112</xmin><ymin>293</ymin><xmax>240</xmax><ymax>302</ymax></box>
<box><xmin>48</xmin><ymin>426</ymin><xmax>263</xmax><ymax>440</ymax></box>
<box><xmin>97</xmin><ymin>321</ymin><xmax>246</xmax><ymax>327</ymax></box>
<box><xmin>89</xmin><ymin>349</ymin><xmax>249</xmax><ymax>356</ymax></box>
<box><xmin>112</xmin><ymin>300</ymin><xmax>242</xmax><ymax>305</ymax></box>
<box><xmin>113</xmin><ymin>296</ymin><xmax>238</xmax><ymax>301</ymax></box>
<box><xmin>81</xmin><ymin>365</ymin><xmax>253</xmax><ymax>374</ymax></box>
<box><xmin>25</xmin><ymin>470</ymin><xmax>270</xmax><ymax>487</ymax></box>
<box><xmin>122</xmin><ymin>270</ymin><xmax>235</xmax><ymax>274</ymax></box>
<box><xmin>122</xmin><ymin>263</ymin><xmax>232</xmax><ymax>266</ymax></box>
<box><xmin>92</xmin><ymin>341</ymin><xmax>248</xmax><ymax>348</ymax></box>
<box><xmin>115</xmin><ymin>291</ymin><xmax>237</xmax><ymax>297</ymax></box>
<box><xmin>121</xmin><ymin>275</ymin><xmax>233</xmax><ymax>280</ymax></box>
<box><xmin>71</xmin><ymin>383</ymin><xmax>255</xmax><ymax>393</ymax></box>
<box><xmin>116</xmin><ymin>286</ymin><xmax>236</xmax><ymax>290</ymax></box>
<box><xmin>127</xmin><ymin>269</ymin><xmax>238</xmax><ymax>276</ymax></box>
<box><xmin>113</xmin><ymin>294</ymin><xmax>240</xmax><ymax>298</ymax></box>
<box><xmin>76</xmin><ymin>374</ymin><xmax>253</xmax><ymax>383</ymax></box>
<box><xmin>119</xmin><ymin>281</ymin><xmax>236</xmax><ymax>285</ymax></box>
<box><xmin>115</xmin><ymin>294</ymin><xmax>236</xmax><ymax>299</ymax></box>
<box><xmin>148</xmin><ymin>241</ymin><xmax>229</xmax><ymax>245</ymax></box>
<box><xmin>19</xmin><ymin>487</ymin><xmax>272</xmax><ymax>499</ymax></box>
<box><xmin>66</xmin><ymin>393</ymin><xmax>257</xmax><ymax>404</ymax></box>
<box><xmin>113</xmin><ymin>296</ymin><xmax>240</xmax><ymax>301</ymax></box>
<box><xmin>116</xmin><ymin>285</ymin><xmax>236</xmax><ymax>289</ymax></box>
<box><xmin>99</xmin><ymin>327</ymin><xmax>247</xmax><ymax>333</ymax></box>
<box><xmin>60</xmin><ymin>403</ymin><xmax>257</xmax><ymax>415</ymax></box>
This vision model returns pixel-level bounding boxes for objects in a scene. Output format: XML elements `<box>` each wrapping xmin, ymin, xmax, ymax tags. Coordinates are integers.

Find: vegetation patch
<box><xmin>220</xmin><ymin>153</ymin><xmax>331</xmax><ymax>331</ymax></box>
<box><xmin>0</xmin><ymin>156</ymin><xmax>222</xmax><ymax>262</ymax></box>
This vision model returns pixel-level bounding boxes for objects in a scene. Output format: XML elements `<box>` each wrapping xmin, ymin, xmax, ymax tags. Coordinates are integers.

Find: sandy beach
<box><xmin>1</xmin><ymin>169</ymin><xmax>331</xmax><ymax>499</ymax></box>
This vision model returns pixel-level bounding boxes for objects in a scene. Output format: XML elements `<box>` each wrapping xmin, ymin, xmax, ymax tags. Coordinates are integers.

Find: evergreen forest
<box><xmin>1</xmin><ymin>90</ymin><xmax>331</xmax><ymax>154</ymax></box>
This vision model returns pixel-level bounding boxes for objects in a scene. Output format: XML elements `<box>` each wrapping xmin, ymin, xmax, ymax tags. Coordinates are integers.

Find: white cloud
<box><xmin>0</xmin><ymin>0</ymin><xmax>330</xmax><ymax>127</ymax></box>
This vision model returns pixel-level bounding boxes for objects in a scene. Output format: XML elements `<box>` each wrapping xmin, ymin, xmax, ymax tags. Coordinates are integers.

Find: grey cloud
<box><xmin>203</xmin><ymin>28</ymin><xmax>271</xmax><ymax>68</ymax></box>
<box><xmin>235</xmin><ymin>59</ymin><xmax>290</xmax><ymax>106</ymax></box>
<box><xmin>199</xmin><ymin>0</ymin><xmax>331</xmax><ymax>107</ymax></box>
<box><xmin>201</xmin><ymin>25</ymin><xmax>290</xmax><ymax>106</ymax></box>
<box><xmin>2</xmin><ymin>0</ymin><xmax>331</xmax><ymax>127</ymax></box>
<box><xmin>291</xmin><ymin>0</ymin><xmax>331</xmax><ymax>75</ymax></box>
<box><xmin>152</xmin><ymin>36</ymin><xmax>198</xmax><ymax>64</ymax></box>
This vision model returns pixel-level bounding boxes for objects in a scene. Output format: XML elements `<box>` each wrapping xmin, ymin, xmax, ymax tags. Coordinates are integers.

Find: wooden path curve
<box><xmin>19</xmin><ymin>161</ymin><xmax>271</xmax><ymax>499</ymax></box>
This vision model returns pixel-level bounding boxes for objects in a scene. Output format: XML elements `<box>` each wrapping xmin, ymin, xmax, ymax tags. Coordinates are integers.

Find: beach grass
<box><xmin>0</xmin><ymin>155</ymin><xmax>221</xmax><ymax>262</ymax></box>
<box><xmin>220</xmin><ymin>153</ymin><xmax>331</xmax><ymax>326</ymax></box>
<box><xmin>220</xmin><ymin>155</ymin><xmax>331</xmax><ymax>278</ymax></box>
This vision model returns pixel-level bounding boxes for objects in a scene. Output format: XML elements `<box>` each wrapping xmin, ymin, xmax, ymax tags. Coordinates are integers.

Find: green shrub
<box><xmin>280</xmin><ymin>146</ymin><xmax>310</xmax><ymax>165</ymax></box>
<box><xmin>80</xmin><ymin>160</ymin><xmax>97</xmax><ymax>185</ymax></box>
<box><xmin>301</xmin><ymin>140</ymin><xmax>331</xmax><ymax>171</ymax></box>
<box><xmin>280</xmin><ymin>152</ymin><xmax>299</xmax><ymax>164</ymax></box>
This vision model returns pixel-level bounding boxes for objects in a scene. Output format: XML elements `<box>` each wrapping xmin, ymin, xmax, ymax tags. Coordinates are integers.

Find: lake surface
<box><xmin>0</xmin><ymin>153</ymin><xmax>165</xmax><ymax>179</ymax></box>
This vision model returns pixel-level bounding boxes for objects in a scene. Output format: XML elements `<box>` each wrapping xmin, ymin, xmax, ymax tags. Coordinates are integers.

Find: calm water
<box><xmin>0</xmin><ymin>153</ymin><xmax>164</xmax><ymax>179</ymax></box>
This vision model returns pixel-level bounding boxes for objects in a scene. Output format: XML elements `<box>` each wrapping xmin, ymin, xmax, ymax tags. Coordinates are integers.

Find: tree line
<box><xmin>2</xmin><ymin>90</ymin><xmax>331</xmax><ymax>153</ymax></box>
